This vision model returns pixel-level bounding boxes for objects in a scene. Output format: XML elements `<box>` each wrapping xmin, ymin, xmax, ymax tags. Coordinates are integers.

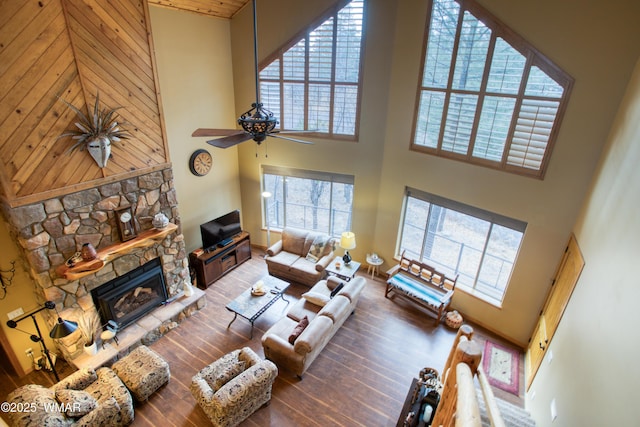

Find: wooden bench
<box><xmin>385</xmin><ymin>251</ymin><xmax>458</xmax><ymax>326</ymax></box>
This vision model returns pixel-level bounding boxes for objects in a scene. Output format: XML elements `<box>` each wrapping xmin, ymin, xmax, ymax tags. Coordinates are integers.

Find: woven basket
<box><xmin>445</xmin><ymin>310</ymin><xmax>463</xmax><ymax>329</ymax></box>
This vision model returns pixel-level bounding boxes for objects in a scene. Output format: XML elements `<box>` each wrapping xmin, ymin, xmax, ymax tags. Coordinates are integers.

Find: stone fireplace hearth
<box><xmin>2</xmin><ymin>168</ymin><xmax>204</xmax><ymax>364</ymax></box>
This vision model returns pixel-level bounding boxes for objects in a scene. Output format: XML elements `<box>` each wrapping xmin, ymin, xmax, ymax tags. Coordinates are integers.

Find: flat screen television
<box><xmin>200</xmin><ymin>210</ymin><xmax>242</xmax><ymax>250</ymax></box>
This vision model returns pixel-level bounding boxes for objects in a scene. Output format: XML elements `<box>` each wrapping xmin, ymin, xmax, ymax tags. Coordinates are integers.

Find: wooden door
<box><xmin>526</xmin><ymin>234</ymin><xmax>584</xmax><ymax>390</ymax></box>
<box><xmin>525</xmin><ymin>315</ymin><xmax>547</xmax><ymax>384</ymax></box>
<box><xmin>0</xmin><ymin>322</ymin><xmax>24</xmax><ymax>377</ymax></box>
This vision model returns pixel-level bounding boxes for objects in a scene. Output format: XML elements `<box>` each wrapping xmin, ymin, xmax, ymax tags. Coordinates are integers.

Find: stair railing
<box><xmin>431</xmin><ymin>325</ymin><xmax>506</xmax><ymax>427</ymax></box>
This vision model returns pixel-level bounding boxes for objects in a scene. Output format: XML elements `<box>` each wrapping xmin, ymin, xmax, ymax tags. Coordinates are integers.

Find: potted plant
<box><xmin>78</xmin><ymin>310</ymin><xmax>101</xmax><ymax>355</ymax></box>
<box><xmin>58</xmin><ymin>92</ymin><xmax>131</xmax><ymax>168</ymax></box>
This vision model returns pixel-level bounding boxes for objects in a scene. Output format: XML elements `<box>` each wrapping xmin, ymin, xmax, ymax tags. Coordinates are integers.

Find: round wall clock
<box><xmin>189</xmin><ymin>149</ymin><xmax>213</xmax><ymax>176</ymax></box>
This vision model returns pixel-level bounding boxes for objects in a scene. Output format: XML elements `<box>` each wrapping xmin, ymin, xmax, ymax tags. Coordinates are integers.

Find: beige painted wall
<box><xmin>0</xmin><ymin>220</ymin><xmax>56</xmax><ymax>375</ymax></box>
<box><xmin>380</xmin><ymin>0</ymin><xmax>640</xmax><ymax>346</ymax></box>
<box><xmin>526</xmin><ymin>57</ymin><xmax>640</xmax><ymax>426</ymax></box>
<box><xmin>231</xmin><ymin>0</ymin><xmax>640</xmax><ymax>346</ymax></box>
<box><xmin>232</xmin><ymin>0</ymin><xmax>395</xmax><ymax>258</ymax></box>
<box><xmin>149</xmin><ymin>6</ymin><xmax>242</xmax><ymax>253</ymax></box>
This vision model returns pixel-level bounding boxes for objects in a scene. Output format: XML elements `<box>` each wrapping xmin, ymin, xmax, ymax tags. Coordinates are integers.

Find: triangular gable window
<box><xmin>412</xmin><ymin>0</ymin><xmax>573</xmax><ymax>178</ymax></box>
<box><xmin>259</xmin><ymin>0</ymin><xmax>365</xmax><ymax>139</ymax></box>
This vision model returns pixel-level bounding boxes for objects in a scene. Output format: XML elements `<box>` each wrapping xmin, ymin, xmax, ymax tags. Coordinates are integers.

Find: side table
<box><xmin>366</xmin><ymin>254</ymin><xmax>384</xmax><ymax>278</ymax></box>
<box><xmin>325</xmin><ymin>256</ymin><xmax>361</xmax><ymax>281</ymax></box>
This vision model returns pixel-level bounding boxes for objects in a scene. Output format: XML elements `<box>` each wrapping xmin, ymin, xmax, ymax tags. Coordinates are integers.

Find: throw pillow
<box><xmin>330</xmin><ymin>282</ymin><xmax>345</xmax><ymax>298</ymax></box>
<box><xmin>75</xmin><ymin>396</ymin><xmax>120</xmax><ymax>427</ymax></box>
<box><xmin>56</xmin><ymin>368</ymin><xmax>98</xmax><ymax>391</ymax></box>
<box><xmin>321</xmin><ymin>238</ymin><xmax>337</xmax><ymax>256</ymax></box>
<box><xmin>202</xmin><ymin>351</ymin><xmax>240</xmax><ymax>387</ymax></box>
<box><xmin>305</xmin><ymin>235</ymin><xmax>327</xmax><ymax>262</ymax></box>
<box><xmin>55</xmin><ymin>389</ymin><xmax>97</xmax><ymax>417</ymax></box>
<box><xmin>211</xmin><ymin>361</ymin><xmax>246</xmax><ymax>392</ymax></box>
<box><xmin>329</xmin><ymin>238</ymin><xmax>339</xmax><ymax>252</ymax></box>
<box><xmin>288</xmin><ymin>316</ymin><xmax>309</xmax><ymax>344</ymax></box>
<box><xmin>302</xmin><ymin>291</ymin><xmax>330</xmax><ymax>307</ymax></box>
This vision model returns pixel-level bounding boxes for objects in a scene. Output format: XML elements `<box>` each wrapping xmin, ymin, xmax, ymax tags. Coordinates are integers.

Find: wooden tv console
<box><xmin>189</xmin><ymin>231</ymin><xmax>251</xmax><ymax>289</ymax></box>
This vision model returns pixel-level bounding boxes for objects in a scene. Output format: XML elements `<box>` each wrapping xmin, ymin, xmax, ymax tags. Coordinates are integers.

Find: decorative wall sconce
<box><xmin>0</xmin><ymin>260</ymin><xmax>16</xmax><ymax>300</ymax></box>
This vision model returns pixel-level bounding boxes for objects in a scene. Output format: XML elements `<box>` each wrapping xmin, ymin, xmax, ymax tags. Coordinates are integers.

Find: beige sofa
<box><xmin>265</xmin><ymin>227</ymin><xmax>336</xmax><ymax>287</ymax></box>
<box><xmin>261</xmin><ymin>275</ymin><xmax>366</xmax><ymax>377</ymax></box>
<box><xmin>6</xmin><ymin>367</ymin><xmax>134</xmax><ymax>427</ymax></box>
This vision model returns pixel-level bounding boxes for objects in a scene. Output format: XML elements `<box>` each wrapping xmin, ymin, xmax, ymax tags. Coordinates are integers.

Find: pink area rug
<box><xmin>482</xmin><ymin>340</ymin><xmax>520</xmax><ymax>395</ymax></box>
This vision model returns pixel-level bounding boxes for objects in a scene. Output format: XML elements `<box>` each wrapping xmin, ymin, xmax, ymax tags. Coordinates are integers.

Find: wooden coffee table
<box><xmin>225</xmin><ymin>275</ymin><xmax>290</xmax><ymax>338</ymax></box>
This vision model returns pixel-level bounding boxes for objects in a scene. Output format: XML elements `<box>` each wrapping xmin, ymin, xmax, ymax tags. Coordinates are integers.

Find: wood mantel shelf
<box><xmin>56</xmin><ymin>223</ymin><xmax>178</xmax><ymax>281</ymax></box>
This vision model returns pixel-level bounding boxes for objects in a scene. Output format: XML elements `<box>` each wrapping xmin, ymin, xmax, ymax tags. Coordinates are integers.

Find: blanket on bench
<box><xmin>385</xmin><ymin>252</ymin><xmax>457</xmax><ymax>326</ymax></box>
<box><xmin>387</xmin><ymin>272</ymin><xmax>449</xmax><ymax>308</ymax></box>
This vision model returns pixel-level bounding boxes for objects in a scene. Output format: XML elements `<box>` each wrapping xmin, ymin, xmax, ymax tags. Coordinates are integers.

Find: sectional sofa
<box><xmin>261</xmin><ymin>275</ymin><xmax>366</xmax><ymax>377</ymax></box>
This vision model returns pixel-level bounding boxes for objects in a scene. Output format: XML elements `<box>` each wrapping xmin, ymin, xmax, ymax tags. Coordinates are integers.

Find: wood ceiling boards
<box><xmin>147</xmin><ymin>0</ymin><xmax>250</xmax><ymax>18</ymax></box>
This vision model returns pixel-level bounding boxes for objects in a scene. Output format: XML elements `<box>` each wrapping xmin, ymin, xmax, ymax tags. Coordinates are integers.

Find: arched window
<box><xmin>259</xmin><ymin>0</ymin><xmax>365</xmax><ymax>140</ymax></box>
<box><xmin>412</xmin><ymin>0</ymin><xmax>573</xmax><ymax>178</ymax></box>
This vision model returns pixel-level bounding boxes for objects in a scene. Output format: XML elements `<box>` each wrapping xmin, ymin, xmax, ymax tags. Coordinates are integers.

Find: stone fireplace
<box><xmin>91</xmin><ymin>258</ymin><xmax>168</xmax><ymax>330</ymax></box>
<box><xmin>3</xmin><ymin>168</ymin><xmax>204</xmax><ymax>364</ymax></box>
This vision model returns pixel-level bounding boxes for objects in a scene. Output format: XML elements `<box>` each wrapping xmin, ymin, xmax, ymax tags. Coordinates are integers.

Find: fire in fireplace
<box><xmin>91</xmin><ymin>258</ymin><xmax>168</xmax><ymax>330</ymax></box>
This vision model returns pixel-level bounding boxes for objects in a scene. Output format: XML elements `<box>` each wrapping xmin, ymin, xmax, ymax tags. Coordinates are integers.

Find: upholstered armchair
<box><xmin>190</xmin><ymin>347</ymin><xmax>278</xmax><ymax>427</ymax></box>
<box><xmin>6</xmin><ymin>367</ymin><xmax>134</xmax><ymax>427</ymax></box>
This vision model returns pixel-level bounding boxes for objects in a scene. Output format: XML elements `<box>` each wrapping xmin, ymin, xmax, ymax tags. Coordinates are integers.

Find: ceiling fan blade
<box><xmin>268</xmin><ymin>134</ymin><xmax>314</xmax><ymax>145</ymax></box>
<box><xmin>192</xmin><ymin>128</ymin><xmax>241</xmax><ymax>137</ymax></box>
<box><xmin>206</xmin><ymin>132</ymin><xmax>253</xmax><ymax>149</ymax></box>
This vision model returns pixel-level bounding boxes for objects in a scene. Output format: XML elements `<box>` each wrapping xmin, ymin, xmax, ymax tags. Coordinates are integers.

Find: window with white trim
<box><xmin>412</xmin><ymin>0</ymin><xmax>573</xmax><ymax>178</ymax></box>
<box><xmin>398</xmin><ymin>187</ymin><xmax>526</xmax><ymax>304</ymax></box>
<box><xmin>259</xmin><ymin>0</ymin><xmax>365</xmax><ymax>139</ymax></box>
<box><xmin>262</xmin><ymin>166</ymin><xmax>354</xmax><ymax>237</ymax></box>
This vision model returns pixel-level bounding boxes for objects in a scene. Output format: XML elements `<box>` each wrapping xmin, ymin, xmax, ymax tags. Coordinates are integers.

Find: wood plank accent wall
<box><xmin>0</xmin><ymin>0</ymin><xmax>169</xmax><ymax>208</ymax></box>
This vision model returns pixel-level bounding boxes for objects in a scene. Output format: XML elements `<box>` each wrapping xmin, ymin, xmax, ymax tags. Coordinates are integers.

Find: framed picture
<box><xmin>114</xmin><ymin>206</ymin><xmax>137</xmax><ymax>241</ymax></box>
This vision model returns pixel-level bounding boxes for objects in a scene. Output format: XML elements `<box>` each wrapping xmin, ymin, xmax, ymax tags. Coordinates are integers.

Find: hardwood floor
<box><xmin>1</xmin><ymin>248</ymin><xmax>524</xmax><ymax>426</ymax></box>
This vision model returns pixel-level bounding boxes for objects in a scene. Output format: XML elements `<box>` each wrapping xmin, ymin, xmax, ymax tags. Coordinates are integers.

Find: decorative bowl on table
<box><xmin>251</xmin><ymin>280</ymin><xmax>267</xmax><ymax>296</ymax></box>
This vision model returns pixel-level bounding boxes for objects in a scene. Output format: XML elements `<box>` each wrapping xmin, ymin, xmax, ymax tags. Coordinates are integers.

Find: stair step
<box><xmin>476</xmin><ymin>389</ymin><xmax>536</xmax><ymax>427</ymax></box>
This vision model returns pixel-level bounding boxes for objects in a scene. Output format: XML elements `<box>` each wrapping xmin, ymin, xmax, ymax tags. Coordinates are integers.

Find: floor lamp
<box><xmin>6</xmin><ymin>301</ymin><xmax>78</xmax><ymax>381</ymax></box>
<box><xmin>262</xmin><ymin>191</ymin><xmax>272</xmax><ymax>253</ymax></box>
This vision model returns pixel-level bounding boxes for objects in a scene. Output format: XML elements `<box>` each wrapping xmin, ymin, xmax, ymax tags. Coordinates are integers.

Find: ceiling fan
<box><xmin>192</xmin><ymin>0</ymin><xmax>313</xmax><ymax>149</ymax></box>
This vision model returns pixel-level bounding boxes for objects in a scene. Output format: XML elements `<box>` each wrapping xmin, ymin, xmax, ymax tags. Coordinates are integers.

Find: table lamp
<box><xmin>340</xmin><ymin>232</ymin><xmax>356</xmax><ymax>265</ymax></box>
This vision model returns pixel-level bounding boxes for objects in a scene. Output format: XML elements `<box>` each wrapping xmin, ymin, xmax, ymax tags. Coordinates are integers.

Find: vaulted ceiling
<box><xmin>0</xmin><ymin>0</ymin><xmax>250</xmax><ymax>207</ymax></box>
<box><xmin>148</xmin><ymin>0</ymin><xmax>250</xmax><ymax>19</ymax></box>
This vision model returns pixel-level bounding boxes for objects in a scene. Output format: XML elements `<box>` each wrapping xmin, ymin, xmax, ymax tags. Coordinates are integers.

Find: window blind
<box><xmin>263</xmin><ymin>165</ymin><xmax>355</xmax><ymax>185</ymax></box>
